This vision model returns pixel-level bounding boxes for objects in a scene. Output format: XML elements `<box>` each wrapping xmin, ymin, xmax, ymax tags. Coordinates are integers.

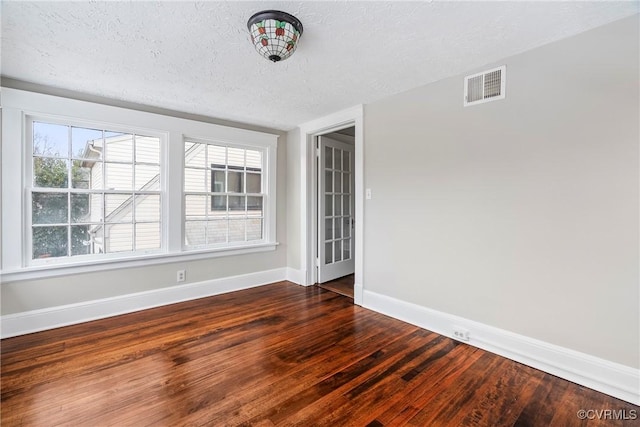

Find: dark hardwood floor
<box><xmin>2</xmin><ymin>282</ymin><xmax>637</xmax><ymax>426</ymax></box>
<box><xmin>317</xmin><ymin>274</ymin><xmax>354</xmax><ymax>299</ymax></box>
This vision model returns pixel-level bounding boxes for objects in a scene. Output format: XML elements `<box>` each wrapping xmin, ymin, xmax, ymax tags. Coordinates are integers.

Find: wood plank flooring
<box><xmin>2</xmin><ymin>281</ymin><xmax>638</xmax><ymax>426</ymax></box>
<box><xmin>317</xmin><ymin>274</ymin><xmax>354</xmax><ymax>299</ymax></box>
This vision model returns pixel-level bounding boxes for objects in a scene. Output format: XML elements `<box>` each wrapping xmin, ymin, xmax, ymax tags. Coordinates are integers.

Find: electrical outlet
<box><xmin>452</xmin><ymin>326</ymin><xmax>470</xmax><ymax>342</ymax></box>
<box><xmin>177</xmin><ymin>270</ymin><xmax>186</xmax><ymax>282</ymax></box>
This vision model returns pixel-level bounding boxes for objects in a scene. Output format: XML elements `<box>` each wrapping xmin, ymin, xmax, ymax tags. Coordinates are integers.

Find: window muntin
<box><xmin>30</xmin><ymin>120</ymin><xmax>162</xmax><ymax>260</ymax></box>
<box><xmin>184</xmin><ymin>141</ymin><xmax>265</xmax><ymax>247</ymax></box>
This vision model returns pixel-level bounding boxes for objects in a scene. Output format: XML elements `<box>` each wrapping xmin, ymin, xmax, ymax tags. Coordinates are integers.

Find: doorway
<box><xmin>299</xmin><ymin>105</ymin><xmax>363</xmax><ymax>305</ymax></box>
<box><xmin>316</xmin><ymin>129</ymin><xmax>355</xmax><ymax>299</ymax></box>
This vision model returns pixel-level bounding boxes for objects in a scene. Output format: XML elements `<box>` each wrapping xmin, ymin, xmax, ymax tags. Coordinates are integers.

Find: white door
<box><xmin>318</xmin><ymin>135</ymin><xmax>355</xmax><ymax>283</ymax></box>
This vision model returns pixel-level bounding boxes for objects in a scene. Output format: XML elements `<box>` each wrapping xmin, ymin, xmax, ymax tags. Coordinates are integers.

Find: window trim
<box><xmin>0</xmin><ymin>88</ymin><xmax>279</xmax><ymax>282</ymax></box>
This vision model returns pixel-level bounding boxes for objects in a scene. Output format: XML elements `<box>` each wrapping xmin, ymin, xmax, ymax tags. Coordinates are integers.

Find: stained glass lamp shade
<box><xmin>247</xmin><ymin>10</ymin><xmax>303</xmax><ymax>62</ymax></box>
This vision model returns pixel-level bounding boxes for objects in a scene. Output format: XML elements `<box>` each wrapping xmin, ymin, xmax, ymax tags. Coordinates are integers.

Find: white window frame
<box><xmin>1</xmin><ymin>88</ymin><xmax>279</xmax><ymax>282</ymax></box>
<box><xmin>182</xmin><ymin>138</ymin><xmax>274</xmax><ymax>250</ymax></box>
<box><xmin>25</xmin><ymin>115</ymin><xmax>167</xmax><ymax>266</ymax></box>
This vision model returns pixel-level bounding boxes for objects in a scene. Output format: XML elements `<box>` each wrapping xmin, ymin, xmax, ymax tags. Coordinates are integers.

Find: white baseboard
<box><xmin>285</xmin><ymin>267</ymin><xmax>304</xmax><ymax>285</ymax></box>
<box><xmin>1</xmin><ymin>267</ymin><xmax>288</xmax><ymax>339</ymax></box>
<box><xmin>363</xmin><ymin>290</ymin><xmax>640</xmax><ymax>406</ymax></box>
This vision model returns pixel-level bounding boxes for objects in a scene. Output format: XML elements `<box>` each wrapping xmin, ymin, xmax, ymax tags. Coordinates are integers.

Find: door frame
<box><xmin>298</xmin><ymin>105</ymin><xmax>364</xmax><ymax>305</ymax></box>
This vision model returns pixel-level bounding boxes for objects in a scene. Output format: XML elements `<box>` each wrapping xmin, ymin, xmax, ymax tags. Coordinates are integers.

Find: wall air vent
<box><xmin>464</xmin><ymin>65</ymin><xmax>506</xmax><ymax>107</ymax></box>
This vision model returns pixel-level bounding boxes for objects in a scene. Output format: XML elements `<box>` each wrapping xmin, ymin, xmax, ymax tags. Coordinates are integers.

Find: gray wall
<box><xmin>363</xmin><ymin>16</ymin><xmax>639</xmax><ymax>368</ymax></box>
<box><xmin>0</xmin><ymin>83</ymin><xmax>288</xmax><ymax>314</ymax></box>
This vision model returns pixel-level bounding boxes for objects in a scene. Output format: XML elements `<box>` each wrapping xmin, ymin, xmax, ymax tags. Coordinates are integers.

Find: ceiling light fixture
<box><xmin>247</xmin><ymin>10</ymin><xmax>303</xmax><ymax>63</ymax></box>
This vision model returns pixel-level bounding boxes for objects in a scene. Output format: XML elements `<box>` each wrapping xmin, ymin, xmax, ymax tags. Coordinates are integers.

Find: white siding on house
<box><xmin>135</xmin><ymin>222</ymin><xmax>160</xmax><ymax>250</ymax></box>
<box><xmin>106</xmin><ymin>223</ymin><xmax>133</xmax><ymax>253</ymax></box>
<box><xmin>135</xmin><ymin>136</ymin><xmax>160</xmax><ymax>164</ymax></box>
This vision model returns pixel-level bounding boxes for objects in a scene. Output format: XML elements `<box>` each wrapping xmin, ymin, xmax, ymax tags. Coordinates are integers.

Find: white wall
<box><xmin>363</xmin><ymin>16</ymin><xmax>639</xmax><ymax>368</ymax></box>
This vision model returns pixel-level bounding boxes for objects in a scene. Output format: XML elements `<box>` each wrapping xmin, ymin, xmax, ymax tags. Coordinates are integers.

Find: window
<box><xmin>0</xmin><ymin>88</ymin><xmax>278</xmax><ymax>280</ymax></box>
<box><xmin>29</xmin><ymin>120</ymin><xmax>162</xmax><ymax>260</ymax></box>
<box><xmin>184</xmin><ymin>141</ymin><xmax>266</xmax><ymax>247</ymax></box>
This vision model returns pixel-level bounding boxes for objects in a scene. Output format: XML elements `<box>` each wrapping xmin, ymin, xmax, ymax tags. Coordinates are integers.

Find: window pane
<box><xmin>185</xmin><ymin>195</ymin><xmax>207</xmax><ymax>219</ymax></box>
<box><xmin>90</xmin><ymin>194</ymin><xmax>103</xmax><ymax>222</ymax></box>
<box><xmin>34</xmin><ymin>157</ymin><xmax>68</xmax><ymax>188</ymax></box>
<box><xmin>229</xmin><ymin>219</ymin><xmax>246</xmax><ymax>242</ymax></box>
<box><xmin>325</xmin><ymin>242</ymin><xmax>332</xmax><ymax>264</ymax></box>
<box><xmin>184</xmin><ymin>167</ymin><xmax>207</xmax><ymax>192</ymax></box>
<box><xmin>211</xmin><ymin>195</ymin><xmax>227</xmax><ymax>214</ymax></box>
<box><xmin>135</xmin><ymin>195</ymin><xmax>160</xmax><ymax>222</ymax></box>
<box><xmin>343</xmin><ymin>195</ymin><xmax>351</xmax><ymax>215</ymax></box>
<box><xmin>247</xmin><ymin>218</ymin><xmax>262</xmax><ymax>241</ymax></box>
<box><xmin>325</xmin><ymin>218</ymin><xmax>333</xmax><ymax>240</ymax></box>
<box><xmin>335</xmin><ymin>193</ymin><xmax>342</xmax><ymax>216</ymax></box>
<box><xmin>87</xmin><ymin>162</ymin><xmax>103</xmax><ymax>190</ymax></box>
<box><xmin>105</xmin><ymin>223</ymin><xmax>133</xmax><ymax>253</ymax></box>
<box><xmin>185</xmin><ymin>142</ymin><xmax>206</xmax><ymax>168</ymax></box>
<box><xmin>325</xmin><ymin>195</ymin><xmax>333</xmax><ymax>217</ymax></box>
<box><xmin>105</xmin><ymin>194</ymin><xmax>132</xmax><ymax>222</ymax></box>
<box><xmin>135</xmin><ymin>222</ymin><xmax>161</xmax><ymax>250</ymax></box>
<box><xmin>207</xmin><ymin>220</ymin><xmax>227</xmax><ymax>244</ymax></box>
<box><xmin>335</xmin><ymin>240</ymin><xmax>342</xmax><ymax>262</ymax></box>
<box><xmin>71</xmin><ymin>160</ymin><xmax>91</xmax><ymax>189</ymax></box>
<box><xmin>72</xmin><ymin>127</ymin><xmax>102</xmax><ymax>159</ymax></box>
<box><xmin>335</xmin><ymin>215</ymin><xmax>342</xmax><ymax>238</ymax></box>
<box><xmin>89</xmin><ymin>226</ymin><xmax>104</xmax><ymax>254</ymax></box>
<box><xmin>229</xmin><ymin>195</ymin><xmax>245</xmax><ymax>213</ymax></box>
<box><xmin>135</xmin><ymin>165</ymin><xmax>160</xmax><ymax>191</ymax></box>
<box><xmin>185</xmin><ymin>220</ymin><xmax>207</xmax><ymax>246</ymax></box>
<box><xmin>343</xmin><ymin>217</ymin><xmax>351</xmax><ymax>238</ymax></box>
<box><xmin>334</xmin><ymin>172</ymin><xmax>342</xmax><ymax>193</ymax></box>
<box><xmin>228</xmin><ymin>148</ymin><xmax>244</xmax><ymax>168</ymax></box>
<box><xmin>325</xmin><ymin>170</ymin><xmax>333</xmax><ymax>193</ymax></box>
<box><xmin>71</xmin><ymin>225</ymin><xmax>92</xmax><ymax>256</ymax></box>
<box><xmin>228</xmin><ymin>171</ymin><xmax>243</xmax><ymax>193</ymax></box>
<box><xmin>246</xmin><ymin>150</ymin><xmax>262</xmax><ymax>171</ymax></box>
<box><xmin>33</xmin><ymin>122</ymin><xmax>68</xmax><ymax>157</ymax></box>
<box><xmin>104</xmin><ymin>134</ymin><xmax>133</xmax><ymax>162</ymax></box>
<box><xmin>343</xmin><ymin>151</ymin><xmax>351</xmax><ymax>172</ymax></box>
<box><xmin>343</xmin><ymin>173</ymin><xmax>350</xmax><ymax>194</ymax></box>
<box><xmin>343</xmin><ymin>239</ymin><xmax>351</xmax><ymax>260</ymax></box>
<box><xmin>324</xmin><ymin>146</ymin><xmax>332</xmax><ymax>169</ymax></box>
<box><xmin>33</xmin><ymin>226</ymin><xmax>68</xmax><ymax>259</ymax></box>
<box><xmin>105</xmin><ymin>163</ymin><xmax>132</xmax><ymax>190</ymax></box>
<box><xmin>246</xmin><ymin>173</ymin><xmax>261</xmax><ymax>193</ymax></box>
<box><xmin>33</xmin><ymin>192</ymin><xmax>68</xmax><ymax>224</ymax></box>
<box><xmin>135</xmin><ymin>136</ymin><xmax>160</xmax><ymax>164</ymax></box>
<box><xmin>247</xmin><ymin>196</ymin><xmax>263</xmax><ymax>216</ymax></box>
<box><xmin>207</xmin><ymin>145</ymin><xmax>226</xmax><ymax>167</ymax></box>
<box><xmin>211</xmin><ymin>170</ymin><xmax>225</xmax><ymax>193</ymax></box>
<box><xmin>334</xmin><ymin>149</ymin><xmax>342</xmax><ymax>171</ymax></box>
<box><xmin>70</xmin><ymin>193</ymin><xmax>91</xmax><ymax>223</ymax></box>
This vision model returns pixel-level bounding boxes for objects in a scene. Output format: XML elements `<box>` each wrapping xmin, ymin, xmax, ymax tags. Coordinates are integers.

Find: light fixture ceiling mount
<box><xmin>247</xmin><ymin>10</ymin><xmax>303</xmax><ymax>63</ymax></box>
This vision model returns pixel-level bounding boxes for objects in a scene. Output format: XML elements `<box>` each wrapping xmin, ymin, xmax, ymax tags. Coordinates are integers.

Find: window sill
<box><xmin>0</xmin><ymin>242</ymin><xmax>279</xmax><ymax>283</ymax></box>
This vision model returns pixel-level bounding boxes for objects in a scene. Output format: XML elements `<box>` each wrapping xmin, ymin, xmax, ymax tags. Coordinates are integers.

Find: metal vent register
<box><xmin>464</xmin><ymin>65</ymin><xmax>506</xmax><ymax>106</ymax></box>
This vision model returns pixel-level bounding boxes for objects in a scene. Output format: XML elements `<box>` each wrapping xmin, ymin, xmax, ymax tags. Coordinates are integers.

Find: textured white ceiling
<box><xmin>1</xmin><ymin>1</ymin><xmax>638</xmax><ymax>130</ymax></box>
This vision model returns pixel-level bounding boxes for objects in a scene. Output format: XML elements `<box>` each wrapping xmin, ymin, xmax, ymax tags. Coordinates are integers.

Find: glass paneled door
<box><xmin>318</xmin><ymin>135</ymin><xmax>355</xmax><ymax>283</ymax></box>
